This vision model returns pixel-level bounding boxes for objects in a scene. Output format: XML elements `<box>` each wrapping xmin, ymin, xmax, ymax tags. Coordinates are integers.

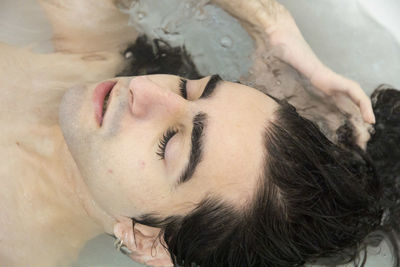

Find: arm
<box><xmin>212</xmin><ymin>0</ymin><xmax>289</xmax><ymax>35</ymax></box>
<box><xmin>38</xmin><ymin>0</ymin><xmax>138</xmax><ymax>53</ymax></box>
<box><xmin>212</xmin><ymin>0</ymin><xmax>375</xmax><ymax>124</ymax></box>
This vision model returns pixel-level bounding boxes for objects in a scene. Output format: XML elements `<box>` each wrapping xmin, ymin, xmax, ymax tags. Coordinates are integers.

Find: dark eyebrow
<box><xmin>177</xmin><ymin>112</ymin><xmax>207</xmax><ymax>186</ymax></box>
<box><xmin>200</xmin><ymin>74</ymin><xmax>222</xmax><ymax>99</ymax></box>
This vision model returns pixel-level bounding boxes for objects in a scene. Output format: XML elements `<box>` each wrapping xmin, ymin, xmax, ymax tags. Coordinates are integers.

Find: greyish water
<box><xmin>1</xmin><ymin>0</ymin><xmax>399</xmax><ymax>266</ymax></box>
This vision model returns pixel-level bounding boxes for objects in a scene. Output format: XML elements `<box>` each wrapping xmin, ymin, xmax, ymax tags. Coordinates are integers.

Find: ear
<box><xmin>113</xmin><ymin>220</ymin><xmax>173</xmax><ymax>267</ymax></box>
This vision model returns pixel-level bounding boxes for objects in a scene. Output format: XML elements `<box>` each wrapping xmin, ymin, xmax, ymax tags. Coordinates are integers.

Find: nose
<box><xmin>129</xmin><ymin>76</ymin><xmax>186</xmax><ymax>119</ymax></box>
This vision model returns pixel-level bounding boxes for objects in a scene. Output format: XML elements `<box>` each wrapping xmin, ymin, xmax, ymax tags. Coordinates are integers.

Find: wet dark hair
<box><xmin>120</xmin><ymin>35</ymin><xmax>400</xmax><ymax>266</ymax></box>
<box><xmin>365</xmin><ymin>86</ymin><xmax>400</xmax><ymax>267</ymax></box>
<box><xmin>134</xmin><ymin>99</ymin><xmax>384</xmax><ymax>267</ymax></box>
<box><xmin>117</xmin><ymin>35</ymin><xmax>202</xmax><ymax>79</ymax></box>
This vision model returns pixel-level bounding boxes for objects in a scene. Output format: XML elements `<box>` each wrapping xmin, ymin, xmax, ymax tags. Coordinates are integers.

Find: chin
<box><xmin>59</xmin><ymin>84</ymin><xmax>90</xmax><ymax>149</ymax></box>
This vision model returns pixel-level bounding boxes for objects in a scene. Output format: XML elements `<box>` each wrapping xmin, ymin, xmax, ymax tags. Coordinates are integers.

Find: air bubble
<box><xmin>137</xmin><ymin>12</ymin><xmax>145</xmax><ymax>20</ymax></box>
<box><xmin>220</xmin><ymin>36</ymin><xmax>232</xmax><ymax>48</ymax></box>
<box><xmin>125</xmin><ymin>51</ymin><xmax>133</xmax><ymax>59</ymax></box>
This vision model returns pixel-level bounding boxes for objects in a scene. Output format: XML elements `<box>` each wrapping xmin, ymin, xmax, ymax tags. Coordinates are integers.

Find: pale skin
<box><xmin>0</xmin><ymin>0</ymin><xmax>374</xmax><ymax>266</ymax></box>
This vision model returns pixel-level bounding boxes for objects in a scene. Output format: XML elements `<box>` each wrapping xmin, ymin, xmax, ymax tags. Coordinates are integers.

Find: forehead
<box><xmin>186</xmin><ymin>81</ymin><xmax>278</xmax><ymax>205</ymax></box>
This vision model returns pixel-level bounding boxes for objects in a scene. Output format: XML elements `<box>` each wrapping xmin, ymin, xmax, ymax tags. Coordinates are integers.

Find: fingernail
<box><xmin>363</xmin><ymin>109</ymin><xmax>375</xmax><ymax>124</ymax></box>
<box><xmin>371</xmin><ymin>117</ymin><xmax>376</xmax><ymax>124</ymax></box>
<box><xmin>366</xmin><ymin>116</ymin><xmax>375</xmax><ymax>124</ymax></box>
<box><xmin>369</xmin><ymin>112</ymin><xmax>376</xmax><ymax>124</ymax></box>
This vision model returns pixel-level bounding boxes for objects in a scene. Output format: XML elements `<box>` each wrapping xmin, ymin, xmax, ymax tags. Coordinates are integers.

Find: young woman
<box><xmin>2</xmin><ymin>0</ymin><xmax>396</xmax><ymax>266</ymax></box>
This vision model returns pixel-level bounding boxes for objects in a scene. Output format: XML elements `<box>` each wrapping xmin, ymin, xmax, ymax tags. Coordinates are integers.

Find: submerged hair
<box><xmin>117</xmin><ymin>35</ymin><xmax>202</xmax><ymax>79</ymax></box>
<box><xmin>135</xmin><ymin>98</ymin><xmax>385</xmax><ymax>267</ymax></box>
<box><xmin>122</xmin><ymin>35</ymin><xmax>399</xmax><ymax>267</ymax></box>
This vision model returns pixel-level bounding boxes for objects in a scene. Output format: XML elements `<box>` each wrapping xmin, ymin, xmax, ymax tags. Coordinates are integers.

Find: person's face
<box><xmin>59</xmin><ymin>75</ymin><xmax>278</xmax><ymax>218</ymax></box>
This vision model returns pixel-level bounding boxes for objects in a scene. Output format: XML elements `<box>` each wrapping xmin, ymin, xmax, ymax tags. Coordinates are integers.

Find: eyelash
<box><xmin>179</xmin><ymin>78</ymin><xmax>188</xmax><ymax>99</ymax></box>
<box><xmin>156</xmin><ymin>79</ymin><xmax>187</xmax><ymax>160</ymax></box>
<box><xmin>156</xmin><ymin>128</ymin><xmax>178</xmax><ymax>160</ymax></box>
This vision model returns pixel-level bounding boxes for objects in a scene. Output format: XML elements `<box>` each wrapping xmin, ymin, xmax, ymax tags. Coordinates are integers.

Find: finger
<box><xmin>360</xmin><ymin>98</ymin><xmax>376</xmax><ymax>124</ymax></box>
<box><xmin>309</xmin><ymin>66</ymin><xmax>375</xmax><ymax>124</ymax></box>
<box><xmin>343</xmin><ymin>81</ymin><xmax>375</xmax><ymax>124</ymax></box>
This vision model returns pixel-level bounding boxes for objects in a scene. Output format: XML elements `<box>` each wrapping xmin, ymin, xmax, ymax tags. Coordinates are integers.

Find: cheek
<box><xmin>74</xmin><ymin>141</ymin><xmax>140</xmax><ymax>214</ymax></box>
<box><xmin>80</xmin><ymin>129</ymin><xmax>171</xmax><ymax>215</ymax></box>
<box><xmin>138</xmin><ymin>160</ymin><xmax>146</xmax><ymax>169</ymax></box>
<box><xmin>94</xmin><ymin>151</ymin><xmax>157</xmax><ymax>212</ymax></box>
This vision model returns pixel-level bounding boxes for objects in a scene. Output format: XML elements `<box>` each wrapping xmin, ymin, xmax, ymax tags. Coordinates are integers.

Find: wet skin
<box><xmin>59</xmin><ymin>75</ymin><xmax>278</xmax><ymax>219</ymax></box>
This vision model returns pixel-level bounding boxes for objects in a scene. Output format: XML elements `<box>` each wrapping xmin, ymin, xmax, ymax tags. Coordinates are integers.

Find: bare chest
<box><xmin>0</xmin><ymin>124</ymin><xmax>101</xmax><ymax>266</ymax></box>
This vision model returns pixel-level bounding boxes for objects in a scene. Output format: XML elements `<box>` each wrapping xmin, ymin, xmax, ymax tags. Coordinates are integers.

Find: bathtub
<box><xmin>1</xmin><ymin>0</ymin><xmax>399</xmax><ymax>266</ymax></box>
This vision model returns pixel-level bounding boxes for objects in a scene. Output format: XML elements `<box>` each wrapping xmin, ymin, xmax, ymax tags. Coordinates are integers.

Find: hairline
<box><xmin>134</xmin><ymin>99</ymin><xmax>286</xmax><ymax>228</ymax></box>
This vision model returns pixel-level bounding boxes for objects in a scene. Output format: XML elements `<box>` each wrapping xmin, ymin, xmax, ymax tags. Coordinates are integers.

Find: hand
<box><xmin>267</xmin><ymin>14</ymin><xmax>375</xmax><ymax>124</ymax></box>
<box><xmin>310</xmin><ymin>64</ymin><xmax>375</xmax><ymax>124</ymax></box>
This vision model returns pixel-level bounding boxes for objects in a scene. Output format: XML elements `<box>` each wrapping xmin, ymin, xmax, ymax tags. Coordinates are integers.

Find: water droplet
<box><xmin>220</xmin><ymin>36</ymin><xmax>232</xmax><ymax>48</ymax></box>
<box><xmin>125</xmin><ymin>51</ymin><xmax>133</xmax><ymax>59</ymax></box>
<box><xmin>138</xmin><ymin>12</ymin><xmax>145</xmax><ymax>20</ymax></box>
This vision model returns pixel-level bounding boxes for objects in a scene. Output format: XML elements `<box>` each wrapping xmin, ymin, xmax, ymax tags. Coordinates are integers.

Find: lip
<box><xmin>93</xmin><ymin>80</ymin><xmax>117</xmax><ymax>126</ymax></box>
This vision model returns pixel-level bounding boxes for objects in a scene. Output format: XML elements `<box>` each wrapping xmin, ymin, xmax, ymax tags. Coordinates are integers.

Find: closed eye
<box><xmin>156</xmin><ymin>128</ymin><xmax>178</xmax><ymax>160</ymax></box>
<box><xmin>179</xmin><ymin>75</ymin><xmax>222</xmax><ymax>101</ymax></box>
<box><xmin>156</xmin><ymin>79</ymin><xmax>186</xmax><ymax>160</ymax></box>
